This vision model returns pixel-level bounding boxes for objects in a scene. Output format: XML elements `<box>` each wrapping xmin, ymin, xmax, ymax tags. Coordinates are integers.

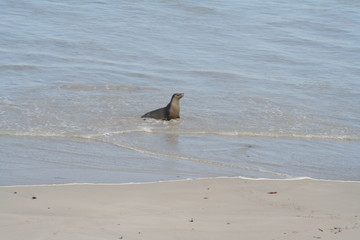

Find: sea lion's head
<box><xmin>172</xmin><ymin>93</ymin><xmax>184</xmax><ymax>100</ymax></box>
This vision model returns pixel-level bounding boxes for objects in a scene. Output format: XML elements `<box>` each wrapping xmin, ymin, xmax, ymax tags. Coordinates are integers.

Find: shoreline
<box><xmin>1</xmin><ymin>177</ymin><xmax>359</xmax><ymax>239</ymax></box>
<box><xmin>2</xmin><ymin>176</ymin><xmax>360</xmax><ymax>188</ymax></box>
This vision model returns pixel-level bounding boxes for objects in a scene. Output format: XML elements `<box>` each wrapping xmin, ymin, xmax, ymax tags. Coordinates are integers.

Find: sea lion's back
<box><xmin>141</xmin><ymin>107</ymin><xmax>167</xmax><ymax>120</ymax></box>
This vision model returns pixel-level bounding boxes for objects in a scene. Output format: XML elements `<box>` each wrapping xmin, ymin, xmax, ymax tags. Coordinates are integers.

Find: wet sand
<box><xmin>1</xmin><ymin>177</ymin><xmax>359</xmax><ymax>239</ymax></box>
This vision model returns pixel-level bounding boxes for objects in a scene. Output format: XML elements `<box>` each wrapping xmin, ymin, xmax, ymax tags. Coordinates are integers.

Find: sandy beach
<box><xmin>1</xmin><ymin>177</ymin><xmax>359</xmax><ymax>240</ymax></box>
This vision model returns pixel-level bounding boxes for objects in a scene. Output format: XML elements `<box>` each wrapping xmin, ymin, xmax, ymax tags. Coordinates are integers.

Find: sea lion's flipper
<box><xmin>141</xmin><ymin>107</ymin><xmax>167</xmax><ymax>120</ymax></box>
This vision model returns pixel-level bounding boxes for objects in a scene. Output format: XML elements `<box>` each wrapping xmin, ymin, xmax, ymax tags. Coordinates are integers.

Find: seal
<box><xmin>141</xmin><ymin>93</ymin><xmax>184</xmax><ymax>120</ymax></box>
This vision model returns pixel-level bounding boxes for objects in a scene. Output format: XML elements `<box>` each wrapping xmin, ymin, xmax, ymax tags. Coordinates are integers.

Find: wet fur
<box><xmin>141</xmin><ymin>93</ymin><xmax>184</xmax><ymax>120</ymax></box>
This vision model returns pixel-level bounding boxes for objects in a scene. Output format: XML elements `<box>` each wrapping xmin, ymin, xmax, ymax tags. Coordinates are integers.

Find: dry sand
<box><xmin>1</xmin><ymin>177</ymin><xmax>359</xmax><ymax>240</ymax></box>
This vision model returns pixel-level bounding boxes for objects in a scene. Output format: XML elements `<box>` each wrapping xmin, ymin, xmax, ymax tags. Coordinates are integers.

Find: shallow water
<box><xmin>1</xmin><ymin>0</ymin><xmax>359</xmax><ymax>185</ymax></box>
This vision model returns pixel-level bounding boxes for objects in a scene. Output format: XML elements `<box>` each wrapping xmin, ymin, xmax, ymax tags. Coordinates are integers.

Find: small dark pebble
<box><xmin>189</xmin><ymin>218</ymin><xmax>194</xmax><ymax>222</ymax></box>
<box><xmin>226</xmin><ymin>222</ymin><xmax>231</xmax><ymax>225</ymax></box>
<box><xmin>14</xmin><ymin>192</ymin><xmax>17</xmax><ymax>194</ymax></box>
<box><xmin>267</xmin><ymin>192</ymin><xmax>277</xmax><ymax>194</ymax></box>
<box><xmin>330</xmin><ymin>227</ymin><xmax>342</xmax><ymax>234</ymax></box>
<box><xmin>203</xmin><ymin>197</ymin><xmax>208</xmax><ymax>199</ymax></box>
<box><xmin>318</xmin><ymin>228</ymin><xmax>323</xmax><ymax>232</ymax></box>
<box><xmin>32</xmin><ymin>196</ymin><xmax>37</xmax><ymax>199</ymax></box>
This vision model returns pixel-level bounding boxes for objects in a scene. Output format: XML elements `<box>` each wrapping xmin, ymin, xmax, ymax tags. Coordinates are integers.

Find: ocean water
<box><xmin>1</xmin><ymin>0</ymin><xmax>359</xmax><ymax>185</ymax></box>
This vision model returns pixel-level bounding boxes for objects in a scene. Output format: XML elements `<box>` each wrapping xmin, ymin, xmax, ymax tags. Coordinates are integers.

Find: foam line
<box><xmin>0</xmin><ymin>129</ymin><xmax>358</xmax><ymax>141</ymax></box>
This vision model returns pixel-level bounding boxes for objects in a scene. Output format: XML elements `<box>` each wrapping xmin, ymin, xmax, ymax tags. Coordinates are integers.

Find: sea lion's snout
<box><xmin>175</xmin><ymin>93</ymin><xmax>184</xmax><ymax>99</ymax></box>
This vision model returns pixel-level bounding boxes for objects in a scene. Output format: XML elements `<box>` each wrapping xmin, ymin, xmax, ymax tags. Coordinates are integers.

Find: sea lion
<box><xmin>141</xmin><ymin>93</ymin><xmax>184</xmax><ymax>120</ymax></box>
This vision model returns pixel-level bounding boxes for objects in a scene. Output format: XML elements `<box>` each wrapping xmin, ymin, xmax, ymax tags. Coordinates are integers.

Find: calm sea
<box><xmin>1</xmin><ymin>0</ymin><xmax>359</xmax><ymax>185</ymax></box>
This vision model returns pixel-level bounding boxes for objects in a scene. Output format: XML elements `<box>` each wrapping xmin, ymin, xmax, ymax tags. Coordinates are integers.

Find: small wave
<box><xmin>170</xmin><ymin>0</ymin><xmax>217</xmax><ymax>15</ymax></box>
<box><xmin>1</xmin><ymin>128</ymin><xmax>358</xmax><ymax>141</ymax></box>
<box><xmin>0</xmin><ymin>64</ymin><xmax>38</xmax><ymax>71</ymax></box>
<box><xmin>0</xmin><ymin>131</ymin><xmax>66</xmax><ymax>138</ymax></box>
<box><xmin>145</xmin><ymin>130</ymin><xmax>359</xmax><ymax>141</ymax></box>
<box><xmin>99</xmin><ymin>129</ymin><xmax>360</xmax><ymax>141</ymax></box>
<box><xmin>168</xmin><ymin>69</ymin><xmax>242</xmax><ymax>79</ymax></box>
<box><xmin>88</xmin><ymin>130</ymin><xmax>360</xmax><ymax>141</ymax></box>
<box><xmin>194</xmin><ymin>131</ymin><xmax>360</xmax><ymax>141</ymax></box>
<box><xmin>59</xmin><ymin>84</ymin><xmax>155</xmax><ymax>91</ymax></box>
